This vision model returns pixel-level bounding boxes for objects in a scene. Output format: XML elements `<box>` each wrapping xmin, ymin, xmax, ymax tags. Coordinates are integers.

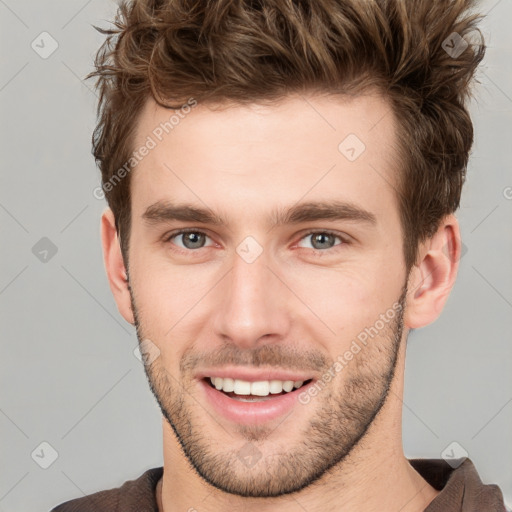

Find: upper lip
<box><xmin>195</xmin><ymin>367</ymin><xmax>316</xmax><ymax>383</ymax></box>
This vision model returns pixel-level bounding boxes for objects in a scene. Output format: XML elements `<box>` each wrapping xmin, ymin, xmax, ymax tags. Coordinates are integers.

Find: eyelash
<box><xmin>163</xmin><ymin>228</ymin><xmax>348</xmax><ymax>254</ymax></box>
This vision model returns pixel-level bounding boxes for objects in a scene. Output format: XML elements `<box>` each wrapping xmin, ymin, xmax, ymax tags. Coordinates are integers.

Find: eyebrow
<box><xmin>142</xmin><ymin>200</ymin><xmax>377</xmax><ymax>229</ymax></box>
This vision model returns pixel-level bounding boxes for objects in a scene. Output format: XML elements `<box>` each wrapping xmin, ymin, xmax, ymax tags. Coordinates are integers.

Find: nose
<box><xmin>211</xmin><ymin>248</ymin><xmax>292</xmax><ymax>349</ymax></box>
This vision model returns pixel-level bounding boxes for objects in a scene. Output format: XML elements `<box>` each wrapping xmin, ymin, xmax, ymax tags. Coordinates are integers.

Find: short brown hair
<box><xmin>87</xmin><ymin>0</ymin><xmax>485</xmax><ymax>271</ymax></box>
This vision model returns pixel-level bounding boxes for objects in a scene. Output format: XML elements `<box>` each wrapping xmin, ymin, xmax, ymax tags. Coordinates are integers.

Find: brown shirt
<box><xmin>50</xmin><ymin>458</ymin><xmax>507</xmax><ymax>512</ymax></box>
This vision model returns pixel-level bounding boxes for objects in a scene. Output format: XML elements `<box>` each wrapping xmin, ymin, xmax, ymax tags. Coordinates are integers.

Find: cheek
<box><xmin>282</xmin><ymin>262</ymin><xmax>401</xmax><ymax>341</ymax></box>
<box><xmin>129</xmin><ymin>254</ymin><xmax>218</xmax><ymax>336</ymax></box>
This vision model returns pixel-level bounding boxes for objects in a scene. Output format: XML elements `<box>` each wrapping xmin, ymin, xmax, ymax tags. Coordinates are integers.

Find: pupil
<box><xmin>313</xmin><ymin>233</ymin><xmax>333</xmax><ymax>249</ymax></box>
<box><xmin>184</xmin><ymin>232</ymin><xmax>204</xmax><ymax>249</ymax></box>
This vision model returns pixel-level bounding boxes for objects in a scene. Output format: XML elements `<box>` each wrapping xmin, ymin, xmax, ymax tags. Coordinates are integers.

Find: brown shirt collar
<box><xmin>51</xmin><ymin>458</ymin><xmax>507</xmax><ymax>511</ymax></box>
<box><xmin>409</xmin><ymin>458</ymin><xmax>506</xmax><ymax>511</ymax></box>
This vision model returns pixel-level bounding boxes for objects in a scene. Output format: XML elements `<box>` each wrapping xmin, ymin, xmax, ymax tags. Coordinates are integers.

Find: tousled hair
<box><xmin>86</xmin><ymin>0</ymin><xmax>486</xmax><ymax>270</ymax></box>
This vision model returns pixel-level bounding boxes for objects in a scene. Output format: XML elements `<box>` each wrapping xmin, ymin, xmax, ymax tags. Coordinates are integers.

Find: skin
<box><xmin>101</xmin><ymin>92</ymin><xmax>461</xmax><ymax>512</ymax></box>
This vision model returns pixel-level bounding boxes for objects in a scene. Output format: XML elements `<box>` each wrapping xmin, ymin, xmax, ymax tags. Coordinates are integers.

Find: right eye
<box><xmin>165</xmin><ymin>229</ymin><xmax>215</xmax><ymax>251</ymax></box>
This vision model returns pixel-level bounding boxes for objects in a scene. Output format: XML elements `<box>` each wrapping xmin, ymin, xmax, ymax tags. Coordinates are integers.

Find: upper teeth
<box><xmin>209</xmin><ymin>377</ymin><xmax>304</xmax><ymax>396</ymax></box>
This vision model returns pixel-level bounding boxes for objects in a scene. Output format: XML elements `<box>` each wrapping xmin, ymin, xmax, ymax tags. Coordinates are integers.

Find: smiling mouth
<box><xmin>203</xmin><ymin>377</ymin><xmax>313</xmax><ymax>401</ymax></box>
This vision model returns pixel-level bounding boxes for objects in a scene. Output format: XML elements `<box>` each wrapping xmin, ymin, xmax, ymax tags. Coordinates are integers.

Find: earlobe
<box><xmin>404</xmin><ymin>215</ymin><xmax>461</xmax><ymax>329</ymax></box>
<box><xmin>100</xmin><ymin>208</ymin><xmax>135</xmax><ymax>325</ymax></box>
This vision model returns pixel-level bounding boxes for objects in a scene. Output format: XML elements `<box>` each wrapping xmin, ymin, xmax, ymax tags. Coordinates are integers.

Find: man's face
<box><xmin>126</xmin><ymin>93</ymin><xmax>409</xmax><ymax>497</ymax></box>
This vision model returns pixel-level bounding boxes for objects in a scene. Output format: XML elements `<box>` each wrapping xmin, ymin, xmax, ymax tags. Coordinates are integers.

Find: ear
<box><xmin>100</xmin><ymin>207</ymin><xmax>134</xmax><ymax>325</ymax></box>
<box><xmin>404</xmin><ymin>214</ymin><xmax>461</xmax><ymax>329</ymax></box>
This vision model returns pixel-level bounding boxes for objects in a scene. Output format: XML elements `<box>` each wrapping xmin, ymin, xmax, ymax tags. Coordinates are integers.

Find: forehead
<box><xmin>129</xmin><ymin>92</ymin><xmax>400</xmax><ymax>225</ymax></box>
<box><xmin>134</xmin><ymin>92</ymin><xmax>395</xmax><ymax>154</ymax></box>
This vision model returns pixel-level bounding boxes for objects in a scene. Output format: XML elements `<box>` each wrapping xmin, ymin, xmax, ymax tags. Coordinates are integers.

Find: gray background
<box><xmin>0</xmin><ymin>0</ymin><xmax>511</xmax><ymax>510</ymax></box>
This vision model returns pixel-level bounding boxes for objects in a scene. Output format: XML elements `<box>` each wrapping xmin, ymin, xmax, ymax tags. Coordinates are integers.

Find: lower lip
<box><xmin>199</xmin><ymin>379</ymin><xmax>312</xmax><ymax>425</ymax></box>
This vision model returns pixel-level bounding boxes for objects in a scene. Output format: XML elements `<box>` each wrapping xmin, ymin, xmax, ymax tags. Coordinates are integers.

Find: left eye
<box><xmin>297</xmin><ymin>231</ymin><xmax>343</xmax><ymax>251</ymax></box>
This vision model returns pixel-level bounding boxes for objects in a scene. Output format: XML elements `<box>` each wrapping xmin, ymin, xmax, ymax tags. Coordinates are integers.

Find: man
<box><xmin>51</xmin><ymin>0</ymin><xmax>507</xmax><ymax>510</ymax></box>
